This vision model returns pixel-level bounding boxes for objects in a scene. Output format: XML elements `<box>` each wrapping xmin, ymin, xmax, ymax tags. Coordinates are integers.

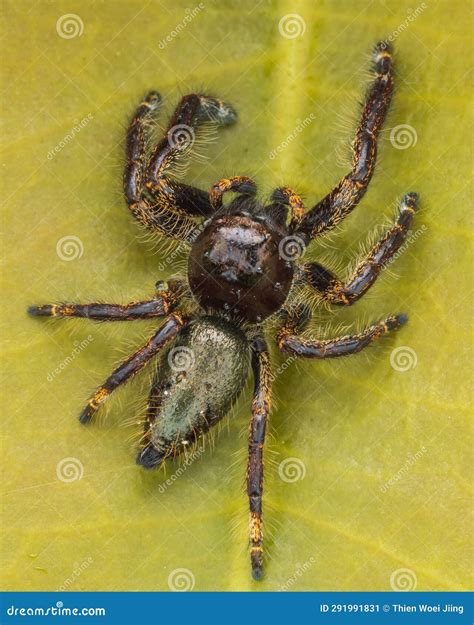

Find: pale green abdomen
<box><xmin>148</xmin><ymin>316</ymin><xmax>249</xmax><ymax>459</ymax></box>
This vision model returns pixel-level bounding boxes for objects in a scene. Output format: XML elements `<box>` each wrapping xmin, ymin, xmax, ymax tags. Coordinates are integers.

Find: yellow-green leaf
<box><xmin>1</xmin><ymin>0</ymin><xmax>471</xmax><ymax>592</ymax></box>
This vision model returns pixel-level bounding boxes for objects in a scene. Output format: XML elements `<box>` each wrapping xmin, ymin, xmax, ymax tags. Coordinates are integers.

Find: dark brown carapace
<box><xmin>28</xmin><ymin>42</ymin><xmax>419</xmax><ymax>580</ymax></box>
<box><xmin>189</xmin><ymin>205</ymin><xmax>294</xmax><ymax>323</ymax></box>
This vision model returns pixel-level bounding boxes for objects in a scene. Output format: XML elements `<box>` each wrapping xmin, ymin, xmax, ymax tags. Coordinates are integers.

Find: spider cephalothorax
<box><xmin>188</xmin><ymin>197</ymin><xmax>294</xmax><ymax>322</ymax></box>
<box><xmin>29</xmin><ymin>42</ymin><xmax>419</xmax><ymax>580</ymax></box>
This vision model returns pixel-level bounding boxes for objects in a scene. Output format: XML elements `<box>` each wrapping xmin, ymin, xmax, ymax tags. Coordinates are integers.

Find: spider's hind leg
<box><xmin>78</xmin><ymin>314</ymin><xmax>185</xmax><ymax>424</ymax></box>
<box><xmin>302</xmin><ymin>193</ymin><xmax>419</xmax><ymax>305</ymax></box>
<box><xmin>247</xmin><ymin>336</ymin><xmax>272</xmax><ymax>580</ymax></box>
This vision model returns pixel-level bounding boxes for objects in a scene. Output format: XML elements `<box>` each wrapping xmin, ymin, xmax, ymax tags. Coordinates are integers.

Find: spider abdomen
<box><xmin>138</xmin><ymin>316</ymin><xmax>249</xmax><ymax>468</ymax></box>
<box><xmin>188</xmin><ymin>215</ymin><xmax>293</xmax><ymax>322</ymax></box>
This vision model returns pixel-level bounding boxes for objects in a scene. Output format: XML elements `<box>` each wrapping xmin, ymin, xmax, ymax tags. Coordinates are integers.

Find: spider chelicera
<box><xmin>29</xmin><ymin>41</ymin><xmax>418</xmax><ymax>580</ymax></box>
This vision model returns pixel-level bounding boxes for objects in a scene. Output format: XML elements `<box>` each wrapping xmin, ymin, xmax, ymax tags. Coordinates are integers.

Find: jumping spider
<box><xmin>29</xmin><ymin>42</ymin><xmax>419</xmax><ymax>580</ymax></box>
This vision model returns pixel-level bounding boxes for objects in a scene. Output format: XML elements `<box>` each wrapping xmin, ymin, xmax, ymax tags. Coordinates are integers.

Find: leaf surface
<box><xmin>1</xmin><ymin>0</ymin><xmax>471</xmax><ymax>591</ymax></box>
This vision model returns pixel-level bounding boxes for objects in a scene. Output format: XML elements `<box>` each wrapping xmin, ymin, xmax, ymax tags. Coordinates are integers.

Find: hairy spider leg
<box><xmin>277</xmin><ymin>311</ymin><xmax>407</xmax><ymax>358</ymax></box>
<box><xmin>295</xmin><ymin>41</ymin><xmax>394</xmax><ymax>239</ymax></box>
<box><xmin>124</xmin><ymin>91</ymin><xmax>161</xmax><ymax>207</ymax></box>
<box><xmin>302</xmin><ymin>193</ymin><xmax>419</xmax><ymax>304</ymax></box>
<box><xmin>27</xmin><ymin>281</ymin><xmax>184</xmax><ymax>321</ymax></box>
<box><xmin>247</xmin><ymin>336</ymin><xmax>272</xmax><ymax>580</ymax></box>
<box><xmin>79</xmin><ymin>314</ymin><xmax>186</xmax><ymax>424</ymax></box>
<box><xmin>124</xmin><ymin>91</ymin><xmax>197</xmax><ymax>241</ymax></box>
<box><xmin>130</xmin><ymin>93</ymin><xmax>238</xmax><ymax>241</ymax></box>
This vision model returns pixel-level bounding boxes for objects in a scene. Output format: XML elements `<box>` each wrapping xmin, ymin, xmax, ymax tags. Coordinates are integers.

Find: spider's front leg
<box><xmin>124</xmin><ymin>91</ymin><xmax>196</xmax><ymax>241</ymax></box>
<box><xmin>301</xmin><ymin>193</ymin><xmax>419</xmax><ymax>305</ymax></box>
<box><xmin>27</xmin><ymin>280</ymin><xmax>184</xmax><ymax>321</ymax></box>
<box><xmin>247</xmin><ymin>336</ymin><xmax>272</xmax><ymax>580</ymax></box>
<box><xmin>125</xmin><ymin>91</ymin><xmax>237</xmax><ymax>241</ymax></box>
<box><xmin>295</xmin><ymin>41</ymin><xmax>394</xmax><ymax>240</ymax></box>
<box><xmin>124</xmin><ymin>91</ymin><xmax>162</xmax><ymax>212</ymax></box>
<box><xmin>145</xmin><ymin>94</ymin><xmax>237</xmax><ymax>216</ymax></box>
<box><xmin>277</xmin><ymin>308</ymin><xmax>407</xmax><ymax>358</ymax></box>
